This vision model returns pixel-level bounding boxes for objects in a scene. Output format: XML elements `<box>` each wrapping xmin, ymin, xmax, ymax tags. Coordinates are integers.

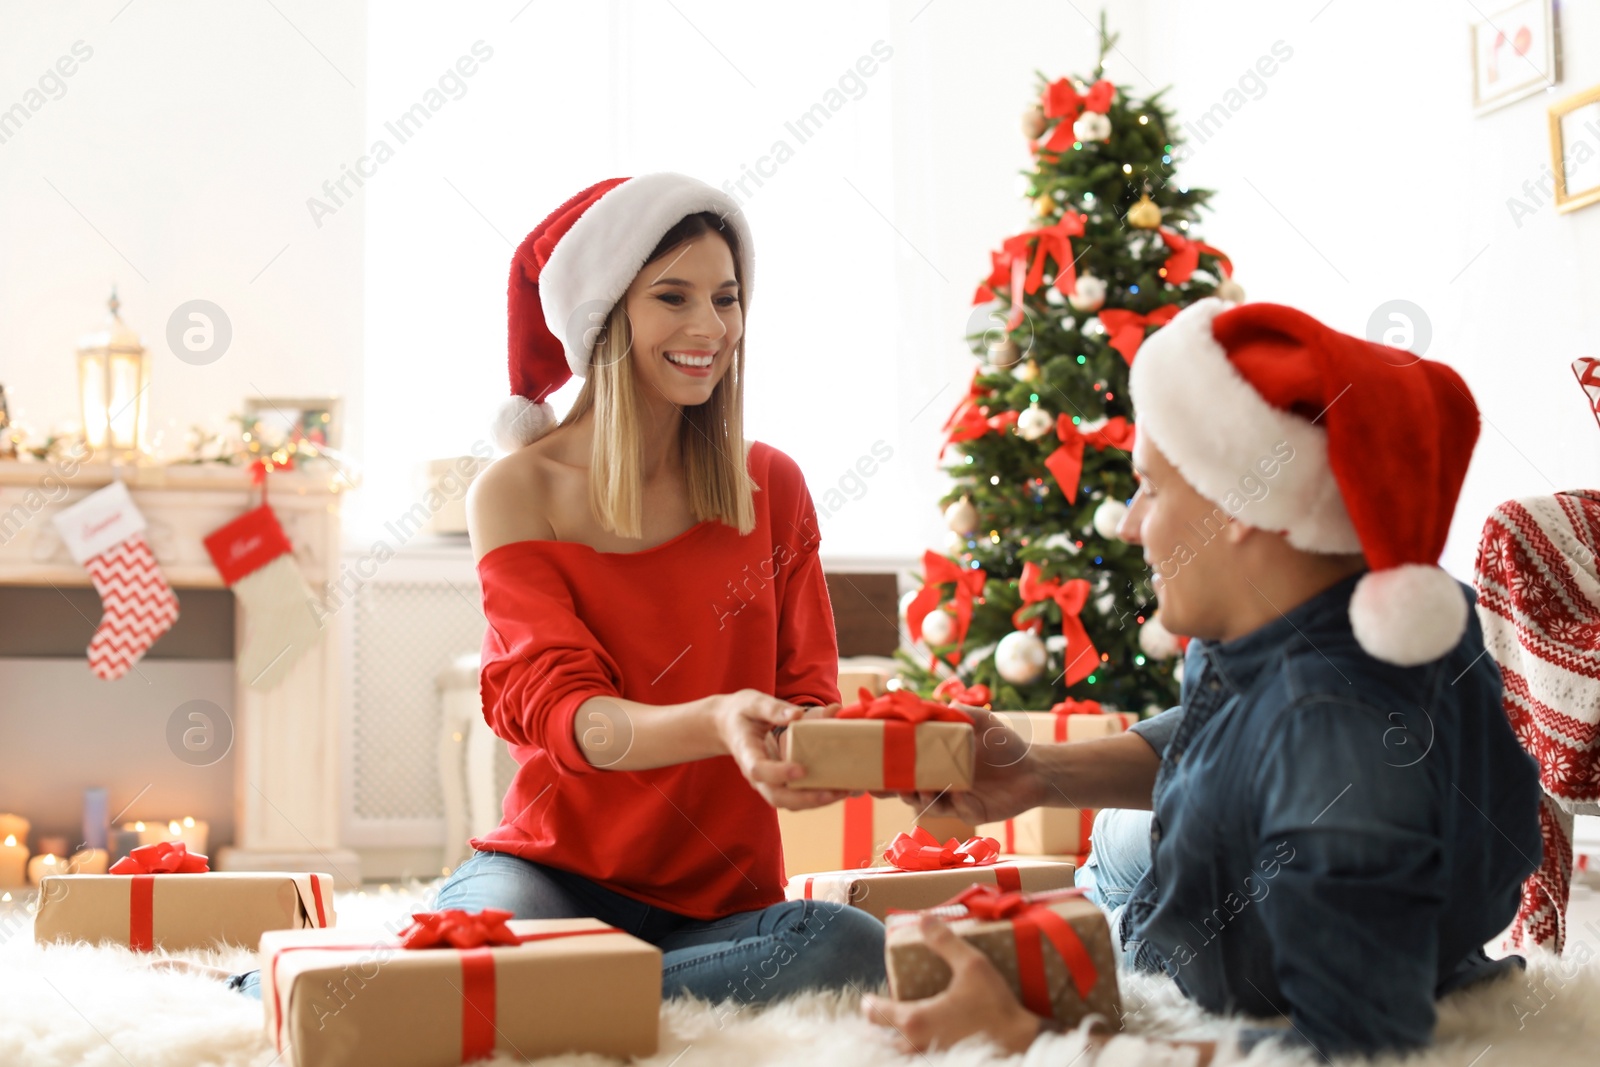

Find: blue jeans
<box><xmin>1073</xmin><ymin>807</ymin><xmax>1153</xmax><ymax>969</ymax></box>
<box><xmin>230</xmin><ymin>849</ymin><xmax>886</xmax><ymax>1007</ymax></box>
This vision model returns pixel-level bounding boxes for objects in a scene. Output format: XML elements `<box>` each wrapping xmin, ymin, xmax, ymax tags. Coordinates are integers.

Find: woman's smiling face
<box><xmin>618</xmin><ymin>232</ymin><xmax>742</xmax><ymax>407</ymax></box>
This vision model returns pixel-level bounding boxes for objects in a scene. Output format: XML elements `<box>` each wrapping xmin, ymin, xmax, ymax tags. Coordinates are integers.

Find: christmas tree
<box><xmin>894</xmin><ymin>16</ymin><xmax>1242</xmax><ymax>717</ymax></box>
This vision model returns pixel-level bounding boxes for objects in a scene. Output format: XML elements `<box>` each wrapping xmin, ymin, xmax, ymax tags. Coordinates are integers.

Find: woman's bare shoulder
<box><xmin>466</xmin><ymin>445</ymin><xmax>557</xmax><ymax>563</ymax></box>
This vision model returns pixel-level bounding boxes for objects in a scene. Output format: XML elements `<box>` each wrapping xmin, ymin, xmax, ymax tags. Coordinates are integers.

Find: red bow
<box><xmin>940</xmin><ymin>400</ymin><xmax>1018</xmax><ymax>457</ymax></box>
<box><xmin>883</xmin><ymin>827</ymin><xmax>1002</xmax><ymax>871</ymax></box>
<box><xmin>398</xmin><ymin>908</ymin><xmax>526</xmax><ymax>950</ymax></box>
<box><xmin>1158</xmin><ymin>227</ymin><xmax>1232</xmax><ymax>286</ymax></box>
<box><xmin>905</xmin><ymin>550</ymin><xmax>988</xmax><ymax>668</ymax></box>
<box><xmin>933</xmin><ymin>677</ymin><xmax>992</xmax><ymax>707</ymax></box>
<box><xmin>837</xmin><ymin>688</ymin><xmax>974</xmax><ymax>725</ymax></box>
<box><xmin>938</xmin><ymin>884</ymin><xmax>1102</xmax><ymax>1014</ymax></box>
<box><xmin>1096</xmin><ymin>306</ymin><xmax>1180</xmax><ymax>365</ymax></box>
<box><xmin>972</xmin><ymin>234</ymin><xmax>1036</xmax><ymax>330</ymax></box>
<box><xmin>110</xmin><ymin>841</ymin><xmax>209</xmax><ymax>875</ymax></box>
<box><xmin>1012</xmin><ymin>561</ymin><xmax>1100</xmax><ymax>687</ymax></box>
<box><xmin>1039</xmin><ymin>78</ymin><xmax>1114</xmax><ymax>152</ymax></box>
<box><xmin>1020</xmin><ymin>213</ymin><xmax>1088</xmax><ymax>301</ymax></box>
<box><xmin>1043</xmin><ymin>414</ymin><xmax>1136</xmax><ymax>502</ymax></box>
<box><xmin>1048</xmin><ymin>698</ymin><xmax>1104</xmax><ymax>717</ymax></box>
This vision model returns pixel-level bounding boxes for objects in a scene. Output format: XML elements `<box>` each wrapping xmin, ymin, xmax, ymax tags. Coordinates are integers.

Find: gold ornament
<box><xmin>1033</xmin><ymin>193</ymin><xmax>1056</xmax><ymax>218</ymax></box>
<box><xmin>1022</xmin><ymin>104</ymin><xmax>1047</xmax><ymax>139</ymax></box>
<box><xmin>1127</xmin><ymin>194</ymin><xmax>1162</xmax><ymax>229</ymax></box>
<box><xmin>1017</xmin><ymin>359</ymin><xmax>1040</xmax><ymax>382</ymax></box>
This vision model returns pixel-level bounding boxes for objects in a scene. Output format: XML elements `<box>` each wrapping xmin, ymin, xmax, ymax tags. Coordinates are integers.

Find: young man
<box><xmin>863</xmin><ymin>299</ymin><xmax>1542</xmax><ymax>1064</ymax></box>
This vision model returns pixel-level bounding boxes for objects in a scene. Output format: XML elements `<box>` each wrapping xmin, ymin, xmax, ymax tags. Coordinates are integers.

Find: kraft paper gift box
<box><xmin>1002</xmin><ymin>702</ymin><xmax>1139</xmax><ymax>747</ymax></box>
<box><xmin>777</xmin><ymin>794</ymin><xmax>976</xmax><ymax>879</ymax></box>
<box><xmin>885</xmin><ymin>885</ymin><xmax>1121</xmax><ymax>1029</ymax></box>
<box><xmin>260</xmin><ymin>914</ymin><xmax>661</xmax><ymax>1067</ymax></box>
<box><xmin>34</xmin><ymin>870</ymin><xmax>334</xmax><ymax>951</ymax></box>
<box><xmin>782</xmin><ymin>717</ymin><xmax>975</xmax><ymax>792</ymax></box>
<box><xmin>978</xmin><ymin>807</ymin><xmax>1098</xmax><ymax>856</ymax></box>
<box><xmin>785</xmin><ymin>832</ymin><xmax>1077</xmax><ymax>920</ymax></box>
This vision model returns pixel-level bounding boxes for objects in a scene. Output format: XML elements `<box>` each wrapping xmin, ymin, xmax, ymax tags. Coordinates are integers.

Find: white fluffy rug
<box><xmin>1</xmin><ymin>881</ymin><xmax>1597</xmax><ymax>1067</ymax></box>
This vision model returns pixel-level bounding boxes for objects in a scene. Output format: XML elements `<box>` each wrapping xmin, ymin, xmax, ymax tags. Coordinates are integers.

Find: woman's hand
<box><xmin>712</xmin><ymin>690</ymin><xmax>852</xmax><ymax>811</ymax></box>
<box><xmin>880</xmin><ymin>706</ymin><xmax>1046</xmax><ymax>825</ymax></box>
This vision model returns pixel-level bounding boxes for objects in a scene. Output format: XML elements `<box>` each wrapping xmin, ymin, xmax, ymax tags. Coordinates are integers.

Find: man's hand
<box><xmin>883</xmin><ymin>706</ymin><xmax>1046</xmax><ymax>825</ymax></box>
<box><xmin>860</xmin><ymin>914</ymin><xmax>1043</xmax><ymax>1056</ymax></box>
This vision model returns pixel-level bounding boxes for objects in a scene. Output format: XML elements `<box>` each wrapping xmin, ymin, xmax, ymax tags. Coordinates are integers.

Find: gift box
<box><xmin>886</xmin><ymin>885</ymin><xmax>1120</xmax><ymax>1029</ymax></box>
<box><xmin>786</xmin><ymin>830</ymin><xmax>1077</xmax><ymax>919</ymax></box>
<box><xmin>783</xmin><ymin>690</ymin><xmax>975</xmax><ymax>792</ymax></box>
<box><xmin>979</xmin><ymin>808</ymin><xmax>1097</xmax><ymax>856</ymax></box>
<box><xmin>34</xmin><ymin>843</ymin><xmax>333</xmax><ymax>952</ymax></box>
<box><xmin>261</xmin><ymin>911</ymin><xmax>661</xmax><ymax>1067</ymax></box>
<box><xmin>1003</xmin><ymin>699</ymin><xmax>1138</xmax><ymax>747</ymax></box>
<box><xmin>777</xmin><ymin>793</ymin><xmax>975</xmax><ymax>880</ymax></box>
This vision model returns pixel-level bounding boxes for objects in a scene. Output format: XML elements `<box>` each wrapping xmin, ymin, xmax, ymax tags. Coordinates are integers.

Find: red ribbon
<box><xmin>1048</xmin><ymin>699</ymin><xmax>1105</xmax><ymax>742</ymax></box>
<box><xmin>1158</xmin><ymin>227</ymin><xmax>1232</xmax><ymax>285</ymax></box>
<box><xmin>883</xmin><ymin>827</ymin><xmax>1002</xmax><ymax>870</ymax></box>
<box><xmin>1039</xmin><ymin>77</ymin><xmax>1114</xmax><ymax>152</ymax></box>
<box><xmin>1096</xmin><ymin>305</ymin><xmax>1180</xmax><ymax>365</ymax></box>
<box><xmin>940</xmin><ymin>399</ymin><xmax>1018</xmax><ymax>456</ymax></box>
<box><xmin>1020</xmin><ymin>213</ymin><xmax>1088</xmax><ymax>300</ymax></box>
<box><xmin>1010</xmin><ymin>562</ymin><xmax>1101</xmax><ymax>687</ymax></box>
<box><xmin>1042</xmin><ymin>414</ymin><xmax>1135</xmax><ymax>502</ymax></box>
<box><xmin>940</xmin><ymin>884</ymin><xmax>1101</xmax><ymax>1016</ymax></box>
<box><xmin>933</xmin><ymin>677</ymin><xmax>992</xmax><ymax>707</ymax></box>
<box><xmin>843</xmin><ymin>793</ymin><xmax>876</xmax><ymax>869</ymax></box>
<box><xmin>110</xmin><ymin>841</ymin><xmax>209</xmax><ymax>875</ymax></box>
<box><xmin>270</xmin><ymin>912</ymin><xmax>623</xmax><ymax>1064</ymax></box>
<box><xmin>837</xmin><ymin>690</ymin><xmax>973</xmax><ymax>792</ymax></box>
<box><xmin>905</xmin><ymin>550</ymin><xmax>988</xmax><ymax>668</ymax></box>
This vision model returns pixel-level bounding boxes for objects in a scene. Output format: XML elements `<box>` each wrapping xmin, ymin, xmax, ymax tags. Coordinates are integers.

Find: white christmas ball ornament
<box><xmin>1073</xmin><ymin>112</ymin><xmax>1112</xmax><ymax>142</ymax></box>
<box><xmin>1017</xmin><ymin>404</ymin><xmax>1055</xmax><ymax>442</ymax></box>
<box><xmin>898</xmin><ymin>589</ymin><xmax>919</xmax><ymax>623</ymax></box>
<box><xmin>944</xmin><ymin>497</ymin><xmax>979</xmax><ymax>534</ymax></box>
<box><xmin>1068</xmin><ymin>274</ymin><xmax>1107</xmax><ymax>313</ymax></box>
<box><xmin>1093</xmin><ymin>499</ymin><xmax>1130</xmax><ymax>539</ymax></box>
<box><xmin>921</xmin><ymin>608</ymin><xmax>956</xmax><ymax>646</ymax></box>
<box><xmin>995</xmin><ymin>629</ymin><xmax>1048</xmax><ymax>685</ymax></box>
<box><xmin>1139</xmin><ymin>612</ymin><xmax>1182</xmax><ymax>660</ymax></box>
<box><xmin>945</xmin><ymin>529</ymin><xmax>969</xmax><ymax>556</ymax></box>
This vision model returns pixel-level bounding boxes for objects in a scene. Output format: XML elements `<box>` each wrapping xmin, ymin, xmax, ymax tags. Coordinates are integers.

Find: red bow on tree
<box><xmin>905</xmin><ymin>550</ymin><xmax>988</xmax><ymax>668</ymax></box>
<box><xmin>1039</xmin><ymin>77</ymin><xmax>1114</xmax><ymax>152</ymax></box>
<box><xmin>1096</xmin><ymin>305</ymin><xmax>1180</xmax><ymax>364</ymax></box>
<box><xmin>1019</xmin><ymin>213</ymin><xmax>1088</xmax><ymax>301</ymax></box>
<box><xmin>1043</xmin><ymin>414</ymin><xmax>1136</xmax><ymax>501</ymax></box>
<box><xmin>836</xmin><ymin>688</ymin><xmax>974</xmax><ymax>725</ymax></box>
<box><xmin>1048</xmin><ymin>698</ymin><xmax>1105</xmax><ymax>717</ymax></box>
<box><xmin>941</xmin><ymin>402</ymin><xmax>1018</xmax><ymax>457</ymax></box>
<box><xmin>1158</xmin><ymin>227</ymin><xmax>1232</xmax><ymax>286</ymax></box>
<box><xmin>1013</xmin><ymin>561</ymin><xmax>1101</xmax><ymax>687</ymax></box>
<box><xmin>933</xmin><ymin>676</ymin><xmax>992</xmax><ymax>707</ymax></box>
<box><xmin>398</xmin><ymin>908</ymin><xmax>526</xmax><ymax>950</ymax></box>
<box><xmin>883</xmin><ymin>827</ymin><xmax>1002</xmax><ymax>871</ymax></box>
<box><xmin>109</xmin><ymin>841</ymin><xmax>210</xmax><ymax>875</ymax></box>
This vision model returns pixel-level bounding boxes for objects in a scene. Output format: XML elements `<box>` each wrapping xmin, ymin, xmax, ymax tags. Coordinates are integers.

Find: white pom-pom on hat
<box><xmin>491</xmin><ymin>396</ymin><xmax>558</xmax><ymax>453</ymax></box>
<box><xmin>1349</xmin><ymin>564</ymin><xmax>1469</xmax><ymax>667</ymax></box>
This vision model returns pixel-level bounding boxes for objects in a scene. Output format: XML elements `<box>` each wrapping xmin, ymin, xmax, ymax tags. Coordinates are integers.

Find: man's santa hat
<box><xmin>492</xmin><ymin>172</ymin><xmax>755</xmax><ymax>452</ymax></box>
<box><xmin>1129</xmin><ymin>298</ymin><xmax>1481</xmax><ymax>667</ymax></box>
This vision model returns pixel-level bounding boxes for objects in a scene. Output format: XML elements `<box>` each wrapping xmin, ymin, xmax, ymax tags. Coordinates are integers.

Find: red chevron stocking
<box><xmin>51</xmin><ymin>480</ymin><xmax>180</xmax><ymax>680</ymax></box>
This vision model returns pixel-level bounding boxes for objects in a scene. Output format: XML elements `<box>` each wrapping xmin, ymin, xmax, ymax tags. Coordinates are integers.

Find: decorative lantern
<box><xmin>76</xmin><ymin>289</ymin><xmax>150</xmax><ymax>459</ymax></box>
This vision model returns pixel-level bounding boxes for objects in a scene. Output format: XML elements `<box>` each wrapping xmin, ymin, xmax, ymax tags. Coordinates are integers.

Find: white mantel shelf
<box><xmin>0</xmin><ymin>457</ymin><xmax>362</xmax><ymax>886</ymax></box>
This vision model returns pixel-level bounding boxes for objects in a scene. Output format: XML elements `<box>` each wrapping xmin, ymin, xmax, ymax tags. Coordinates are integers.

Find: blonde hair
<box><xmin>560</xmin><ymin>215</ymin><xmax>757</xmax><ymax>539</ymax></box>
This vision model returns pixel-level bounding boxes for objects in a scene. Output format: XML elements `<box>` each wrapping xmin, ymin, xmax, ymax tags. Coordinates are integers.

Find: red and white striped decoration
<box><xmin>1574</xmin><ymin>357</ymin><xmax>1600</xmax><ymax>429</ymax></box>
<box><xmin>1474</xmin><ymin>490</ymin><xmax>1600</xmax><ymax>952</ymax></box>
<box><xmin>84</xmin><ymin>531</ymin><xmax>180</xmax><ymax>680</ymax></box>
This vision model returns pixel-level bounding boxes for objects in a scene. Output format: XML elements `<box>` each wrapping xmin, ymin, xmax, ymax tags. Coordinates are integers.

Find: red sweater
<box><xmin>469</xmin><ymin>441</ymin><xmax>842</xmax><ymax>919</ymax></box>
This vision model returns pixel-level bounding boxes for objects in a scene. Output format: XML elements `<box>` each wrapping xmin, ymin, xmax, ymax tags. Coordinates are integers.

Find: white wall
<box><xmin>0</xmin><ymin>0</ymin><xmax>365</xmax><ymax>474</ymax></box>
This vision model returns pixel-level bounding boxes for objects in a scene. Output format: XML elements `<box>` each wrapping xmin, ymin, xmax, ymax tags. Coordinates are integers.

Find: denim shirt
<box><xmin>1119</xmin><ymin>571</ymin><xmax>1541</xmax><ymax>1059</ymax></box>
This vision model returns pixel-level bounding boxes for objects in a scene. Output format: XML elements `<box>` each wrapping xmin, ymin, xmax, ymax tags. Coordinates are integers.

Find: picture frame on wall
<box><xmin>242</xmin><ymin>396</ymin><xmax>342</xmax><ymax>452</ymax></box>
<box><xmin>1549</xmin><ymin>84</ymin><xmax>1600</xmax><ymax>214</ymax></box>
<box><xmin>1470</xmin><ymin>0</ymin><xmax>1560</xmax><ymax>116</ymax></box>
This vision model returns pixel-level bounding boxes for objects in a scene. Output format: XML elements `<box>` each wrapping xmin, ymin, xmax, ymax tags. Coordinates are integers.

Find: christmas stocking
<box><xmin>203</xmin><ymin>465</ymin><xmax>324</xmax><ymax>690</ymax></box>
<box><xmin>52</xmin><ymin>479</ymin><xmax>180</xmax><ymax>680</ymax></box>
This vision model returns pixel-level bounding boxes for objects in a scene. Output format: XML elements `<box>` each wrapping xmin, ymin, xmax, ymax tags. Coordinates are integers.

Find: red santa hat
<box><xmin>1128</xmin><ymin>298</ymin><xmax>1481</xmax><ymax>666</ymax></box>
<box><xmin>492</xmin><ymin>172</ymin><xmax>755</xmax><ymax>451</ymax></box>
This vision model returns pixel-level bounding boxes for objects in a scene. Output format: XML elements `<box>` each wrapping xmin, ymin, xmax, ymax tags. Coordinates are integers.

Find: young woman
<box><xmin>445</xmin><ymin>171</ymin><xmax>888</xmax><ymax>1003</ymax></box>
<box><xmin>220</xmin><ymin>172</ymin><xmax>886</xmax><ymax>1006</ymax></box>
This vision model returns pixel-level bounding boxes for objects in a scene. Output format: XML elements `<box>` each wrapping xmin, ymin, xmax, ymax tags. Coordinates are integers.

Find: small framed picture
<box><xmin>1549</xmin><ymin>84</ymin><xmax>1600</xmax><ymax>214</ymax></box>
<box><xmin>1470</xmin><ymin>0</ymin><xmax>1560</xmax><ymax>115</ymax></box>
<box><xmin>242</xmin><ymin>395</ymin><xmax>342</xmax><ymax>452</ymax></box>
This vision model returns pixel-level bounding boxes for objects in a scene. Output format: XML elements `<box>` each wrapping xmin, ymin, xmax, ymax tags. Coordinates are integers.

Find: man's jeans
<box><xmin>1073</xmin><ymin>807</ymin><xmax>1153</xmax><ymax>970</ymax></box>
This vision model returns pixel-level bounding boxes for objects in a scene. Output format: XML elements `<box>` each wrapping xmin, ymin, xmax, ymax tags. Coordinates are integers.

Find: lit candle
<box><xmin>139</xmin><ymin>817</ymin><xmax>208</xmax><ymax>855</ymax></box>
<box><xmin>0</xmin><ymin>814</ymin><xmax>28</xmax><ymax>847</ymax></box>
<box><xmin>27</xmin><ymin>853</ymin><xmax>61</xmax><ymax>887</ymax></box>
<box><xmin>66</xmin><ymin>848</ymin><xmax>109</xmax><ymax>875</ymax></box>
<box><xmin>0</xmin><ymin>834</ymin><xmax>26</xmax><ymax>887</ymax></box>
